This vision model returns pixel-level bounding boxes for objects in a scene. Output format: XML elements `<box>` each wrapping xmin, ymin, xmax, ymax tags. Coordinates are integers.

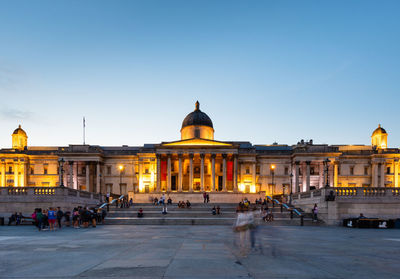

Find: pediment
<box><xmin>162</xmin><ymin>138</ymin><xmax>232</xmax><ymax>147</ymax></box>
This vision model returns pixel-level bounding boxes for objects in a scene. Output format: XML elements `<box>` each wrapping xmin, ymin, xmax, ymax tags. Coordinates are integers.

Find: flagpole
<box><xmin>83</xmin><ymin>117</ymin><xmax>86</xmax><ymax>145</ymax></box>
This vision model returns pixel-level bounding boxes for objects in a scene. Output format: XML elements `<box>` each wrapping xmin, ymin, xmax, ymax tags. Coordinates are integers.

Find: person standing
<box><xmin>312</xmin><ymin>204</ymin><xmax>318</xmax><ymax>222</ymax></box>
<box><xmin>206</xmin><ymin>193</ymin><xmax>210</xmax><ymax>203</ymax></box>
<box><xmin>36</xmin><ymin>209</ymin><xmax>44</xmax><ymax>231</ymax></box>
<box><xmin>203</xmin><ymin>192</ymin><xmax>207</xmax><ymax>203</ymax></box>
<box><xmin>234</xmin><ymin>209</ymin><xmax>251</xmax><ymax>257</ymax></box>
<box><xmin>47</xmin><ymin>207</ymin><xmax>57</xmax><ymax>231</ymax></box>
<box><xmin>56</xmin><ymin>207</ymin><xmax>64</xmax><ymax>229</ymax></box>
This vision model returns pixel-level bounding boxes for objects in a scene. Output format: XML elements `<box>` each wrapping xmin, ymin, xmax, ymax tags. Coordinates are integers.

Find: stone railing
<box><xmin>292</xmin><ymin>187</ymin><xmax>400</xmax><ymax>201</ymax></box>
<box><xmin>0</xmin><ymin>187</ymin><xmax>100</xmax><ymax>200</ymax></box>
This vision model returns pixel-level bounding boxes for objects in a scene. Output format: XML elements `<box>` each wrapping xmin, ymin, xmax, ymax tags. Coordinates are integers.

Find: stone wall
<box><xmin>132</xmin><ymin>192</ymin><xmax>266</xmax><ymax>204</ymax></box>
<box><xmin>292</xmin><ymin>187</ymin><xmax>400</xmax><ymax>225</ymax></box>
<box><xmin>0</xmin><ymin>187</ymin><xmax>102</xmax><ymax>217</ymax></box>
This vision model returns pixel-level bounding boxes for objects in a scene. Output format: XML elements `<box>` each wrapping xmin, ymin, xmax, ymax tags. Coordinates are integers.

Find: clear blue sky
<box><xmin>0</xmin><ymin>0</ymin><xmax>399</xmax><ymax>147</ymax></box>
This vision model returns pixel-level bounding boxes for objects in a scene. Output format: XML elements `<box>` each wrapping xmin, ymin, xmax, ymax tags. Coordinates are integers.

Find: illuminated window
<box><xmin>145</xmin><ymin>168</ymin><xmax>149</xmax><ymax>174</ymax></box>
<box><xmin>44</xmin><ymin>166</ymin><xmax>48</xmax><ymax>175</ymax></box>
<box><xmin>8</xmin><ymin>166</ymin><xmax>13</xmax><ymax>173</ymax></box>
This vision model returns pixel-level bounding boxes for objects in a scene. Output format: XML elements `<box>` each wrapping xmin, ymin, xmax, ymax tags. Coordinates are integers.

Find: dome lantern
<box><xmin>371</xmin><ymin>124</ymin><xmax>387</xmax><ymax>149</ymax></box>
<box><xmin>12</xmin><ymin>124</ymin><xmax>28</xmax><ymax>150</ymax></box>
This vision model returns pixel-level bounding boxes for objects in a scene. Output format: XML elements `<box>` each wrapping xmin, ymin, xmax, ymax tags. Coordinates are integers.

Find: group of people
<box><xmin>7</xmin><ymin>212</ymin><xmax>25</xmax><ymax>225</ymax></box>
<box><xmin>152</xmin><ymin>194</ymin><xmax>173</xmax><ymax>205</ymax></box>
<box><xmin>177</xmin><ymin>200</ymin><xmax>191</xmax><ymax>208</ymax></box>
<box><xmin>30</xmin><ymin>206</ymin><xmax>106</xmax><ymax>231</ymax></box>
<box><xmin>211</xmin><ymin>205</ymin><xmax>221</xmax><ymax>215</ymax></box>
<box><xmin>203</xmin><ymin>192</ymin><xmax>210</xmax><ymax>203</ymax></box>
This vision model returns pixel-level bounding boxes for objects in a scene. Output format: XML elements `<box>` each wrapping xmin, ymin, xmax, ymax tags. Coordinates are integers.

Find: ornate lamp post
<box><xmin>59</xmin><ymin>158</ymin><xmax>65</xmax><ymax>187</ymax></box>
<box><xmin>323</xmin><ymin>158</ymin><xmax>331</xmax><ymax>188</ymax></box>
<box><xmin>270</xmin><ymin>164</ymin><xmax>275</xmax><ymax>197</ymax></box>
<box><xmin>119</xmin><ymin>165</ymin><xmax>124</xmax><ymax>189</ymax></box>
<box><xmin>289</xmin><ymin>173</ymin><xmax>293</xmax><ymax>206</ymax></box>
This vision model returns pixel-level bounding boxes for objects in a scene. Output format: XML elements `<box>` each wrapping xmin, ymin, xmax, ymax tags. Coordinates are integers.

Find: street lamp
<box><xmin>289</xmin><ymin>173</ymin><xmax>293</xmax><ymax>206</ymax></box>
<box><xmin>59</xmin><ymin>158</ymin><xmax>65</xmax><ymax>187</ymax></box>
<box><xmin>323</xmin><ymin>158</ymin><xmax>331</xmax><ymax>188</ymax></box>
<box><xmin>270</xmin><ymin>164</ymin><xmax>275</xmax><ymax>197</ymax></box>
<box><xmin>119</xmin><ymin>165</ymin><xmax>124</xmax><ymax>190</ymax></box>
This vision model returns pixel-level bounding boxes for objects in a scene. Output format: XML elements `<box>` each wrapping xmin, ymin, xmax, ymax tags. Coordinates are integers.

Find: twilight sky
<box><xmin>0</xmin><ymin>0</ymin><xmax>399</xmax><ymax>147</ymax></box>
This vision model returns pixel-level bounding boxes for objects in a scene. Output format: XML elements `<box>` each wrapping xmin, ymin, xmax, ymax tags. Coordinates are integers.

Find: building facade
<box><xmin>0</xmin><ymin>102</ymin><xmax>398</xmax><ymax>199</ymax></box>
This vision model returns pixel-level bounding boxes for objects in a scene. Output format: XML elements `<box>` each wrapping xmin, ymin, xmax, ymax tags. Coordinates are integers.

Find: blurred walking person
<box><xmin>234</xmin><ymin>208</ymin><xmax>251</xmax><ymax>257</ymax></box>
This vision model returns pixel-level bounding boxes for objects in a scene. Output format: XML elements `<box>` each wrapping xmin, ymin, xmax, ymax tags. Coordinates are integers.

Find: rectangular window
<box><xmin>44</xmin><ymin>166</ymin><xmax>48</xmax><ymax>175</ymax></box>
<box><xmin>30</xmin><ymin>167</ymin><xmax>34</xmax><ymax>175</ymax></box>
<box><xmin>310</xmin><ymin>167</ymin><xmax>315</xmax><ymax>175</ymax></box>
<box><xmin>284</xmin><ymin>167</ymin><xmax>289</xmax><ymax>175</ymax></box>
<box><xmin>8</xmin><ymin>166</ymin><xmax>13</xmax><ymax>173</ymax></box>
<box><xmin>219</xmin><ymin>164</ymin><xmax>223</xmax><ymax>172</ymax></box>
<box><xmin>350</xmin><ymin>167</ymin><xmax>354</xmax><ymax>175</ymax></box>
<box><xmin>171</xmin><ymin>164</ymin><xmax>175</xmax><ymax>172</ymax></box>
<box><xmin>107</xmin><ymin>166</ymin><xmax>111</xmax><ymax>175</ymax></box>
<box><xmin>338</xmin><ymin>166</ymin><xmax>341</xmax><ymax>175</ymax></box>
<box><xmin>256</xmin><ymin>166</ymin><xmax>260</xmax><ymax>175</ymax></box>
<box><xmin>245</xmin><ymin>167</ymin><xmax>250</xmax><ymax>174</ymax></box>
<box><xmin>364</xmin><ymin>167</ymin><xmax>368</xmax><ymax>175</ymax></box>
<box><xmin>145</xmin><ymin>168</ymin><xmax>149</xmax><ymax>174</ymax></box>
<box><xmin>82</xmin><ymin>167</ymin><xmax>86</xmax><ymax>175</ymax></box>
<box><xmin>387</xmin><ymin>167</ymin><xmax>391</xmax><ymax>174</ymax></box>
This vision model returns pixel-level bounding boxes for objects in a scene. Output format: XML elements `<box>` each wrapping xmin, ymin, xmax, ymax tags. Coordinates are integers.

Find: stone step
<box><xmin>107</xmin><ymin>212</ymin><xmax>292</xmax><ymax>218</ymax></box>
<box><xmin>105</xmin><ymin>217</ymin><xmax>311</xmax><ymax>226</ymax></box>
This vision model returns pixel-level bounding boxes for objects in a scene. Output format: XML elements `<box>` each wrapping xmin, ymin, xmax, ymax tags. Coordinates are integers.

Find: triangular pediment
<box><xmin>162</xmin><ymin>138</ymin><xmax>232</xmax><ymax>147</ymax></box>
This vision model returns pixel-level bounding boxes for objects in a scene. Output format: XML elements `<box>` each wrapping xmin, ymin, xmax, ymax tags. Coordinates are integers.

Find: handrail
<box><xmin>99</xmin><ymin>195</ymin><xmax>124</xmax><ymax>209</ymax></box>
<box><xmin>267</xmin><ymin>195</ymin><xmax>302</xmax><ymax>217</ymax></box>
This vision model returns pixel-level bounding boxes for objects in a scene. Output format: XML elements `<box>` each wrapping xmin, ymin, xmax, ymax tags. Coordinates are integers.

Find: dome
<box><xmin>372</xmin><ymin>124</ymin><xmax>387</xmax><ymax>136</ymax></box>
<box><xmin>12</xmin><ymin>125</ymin><xmax>27</xmax><ymax>136</ymax></box>
<box><xmin>181</xmin><ymin>101</ymin><xmax>213</xmax><ymax>129</ymax></box>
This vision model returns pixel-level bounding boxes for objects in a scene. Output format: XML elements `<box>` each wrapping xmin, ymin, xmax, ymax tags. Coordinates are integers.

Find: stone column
<box><xmin>252</xmin><ymin>162</ymin><xmax>256</xmax><ymax>191</ymax></box>
<box><xmin>211</xmin><ymin>154</ymin><xmax>216</xmax><ymax>192</ymax></box>
<box><xmin>200</xmin><ymin>154</ymin><xmax>205</xmax><ymax>191</ymax></box>
<box><xmin>14</xmin><ymin>161</ymin><xmax>19</xmax><ymax>187</ymax></box>
<box><xmin>69</xmin><ymin>162</ymin><xmax>74</xmax><ymax>188</ymax></box>
<box><xmin>189</xmin><ymin>154</ymin><xmax>194</xmax><ymax>192</ymax></box>
<box><xmin>156</xmin><ymin>155</ymin><xmax>161</xmax><ymax>192</ymax></box>
<box><xmin>138</xmin><ymin>160</ymin><xmax>143</xmax><ymax>192</ymax></box>
<box><xmin>167</xmin><ymin>155</ymin><xmax>171</xmax><ymax>191</ymax></box>
<box><xmin>233</xmin><ymin>155</ymin><xmax>238</xmax><ymax>192</ymax></box>
<box><xmin>306</xmin><ymin>161</ymin><xmax>311</xmax><ymax>192</ymax></box>
<box><xmin>86</xmin><ymin>163</ymin><xmax>90</xmax><ymax>192</ymax></box>
<box><xmin>334</xmin><ymin>162</ymin><xmax>338</xmax><ymax>187</ymax></box>
<box><xmin>301</xmin><ymin>162</ymin><xmax>307</xmax><ymax>192</ymax></box>
<box><xmin>74</xmin><ymin>162</ymin><xmax>78</xmax><ymax>189</ymax></box>
<box><xmin>380</xmin><ymin>162</ymin><xmax>385</xmax><ymax>187</ymax></box>
<box><xmin>178</xmin><ymin>155</ymin><xmax>183</xmax><ymax>192</ymax></box>
<box><xmin>371</xmin><ymin>162</ymin><xmax>376</xmax><ymax>187</ymax></box>
<box><xmin>294</xmin><ymin>162</ymin><xmax>299</xmax><ymax>193</ymax></box>
<box><xmin>96</xmin><ymin>162</ymin><xmax>101</xmax><ymax>193</ymax></box>
<box><xmin>222</xmin><ymin>154</ymin><xmax>227</xmax><ymax>191</ymax></box>
<box><xmin>22</xmin><ymin>161</ymin><xmax>27</xmax><ymax>186</ymax></box>
<box><xmin>319</xmin><ymin>162</ymin><xmax>324</xmax><ymax>188</ymax></box>
<box><xmin>394</xmin><ymin>159</ymin><xmax>399</xmax><ymax>188</ymax></box>
<box><xmin>1</xmin><ymin>161</ymin><xmax>5</xmax><ymax>186</ymax></box>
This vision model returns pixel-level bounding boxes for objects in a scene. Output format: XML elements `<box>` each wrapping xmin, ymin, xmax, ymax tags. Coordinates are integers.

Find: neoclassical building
<box><xmin>0</xmin><ymin>102</ymin><xmax>398</xmax><ymax>199</ymax></box>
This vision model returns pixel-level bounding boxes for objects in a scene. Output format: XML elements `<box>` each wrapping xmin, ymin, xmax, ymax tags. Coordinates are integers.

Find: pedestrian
<box><xmin>56</xmin><ymin>207</ymin><xmax>64</xmax><ymax>229</ymax></box>
<box><xmin>250</xmin><ymin>207</ymin><xmax>260</xmax><ymax>250</ymax></box>
<box><xmin>234</xmin><ymin>209</ymin><xmax>251</xmax><ymax>257</ymax></box>
<box><xmin>203</xmin><ymin>192</ymin><xmax>207</xmax><ymax>203</ymax></box>
<box><xmin>216</xmin><ymin>205</ymin><xmax>221</xmax><ymax>215</ymax></box>
<box><xmin>73</xmin><ymin>208</ymin><xmax>80</xmax><ymax>229</ymax></box>
<box><xmin>47</xmin><ymin>207</ymin><xmax>57</xmax><ymax>231</ymax></box>
<box><xmin>138</xmin><ymin>208</ymin><xmax>144</xmax><ymax>218</ymax></box>
<box><xmin>212</xmin><ymin>206</ymin><xmax>216</xmax><ymax>215</ymax></box>
<box><xmin>206</xmin><ymin>193</ymin><xmax>210</xmax><ymax>203</ymax></box>
<box><xmin>312</xmin><ymin>204</ymin><xmax>318</xmax><ymax>222</ymax></box>
<box><xmin>162</xmin><ymin>204</ymin><xmax>168</xmax><ymax>215</ymax></box>
<box><xmin>36</xmin><ymin>209</ymin><xmax>44</xmax><ymax>231</ymax></box>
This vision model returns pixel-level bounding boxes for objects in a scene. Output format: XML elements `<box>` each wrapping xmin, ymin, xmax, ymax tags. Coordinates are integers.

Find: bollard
<box><xmin>290</xmin><ymin>210</ymin><xmax>293</xmax><ymax>219</ymax></box>
<box><xmin>300</xmin><ymin>215</ymin><xmax>304</xmax><ymax>226</ymax></box>
<box><xmin>280</xmin><ymin>204</ymin><xmax>283</xmax><ymax>213</ymax></box>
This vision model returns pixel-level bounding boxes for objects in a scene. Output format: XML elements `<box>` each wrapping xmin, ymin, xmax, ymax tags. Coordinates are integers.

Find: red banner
<box><xmin>161</xmin><ymin>160</ymin><xmax>167</xmax><ymax>181</ymax></box>
<box><xmin>227</xmin><ymin>161</ymin><xmax>233</xmax><ymax>181</ymax></box>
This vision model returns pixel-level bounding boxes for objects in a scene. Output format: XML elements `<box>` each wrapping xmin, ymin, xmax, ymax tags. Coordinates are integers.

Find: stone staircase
<box><xmin>105</xmin><ymin>203</ymin><xmax>315</xmax><ymax>226</ymax></box>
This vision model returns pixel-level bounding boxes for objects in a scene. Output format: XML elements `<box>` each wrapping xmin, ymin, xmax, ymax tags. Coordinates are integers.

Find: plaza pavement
<box><xmin>0</xmin><ymin>225</ymin><xmax>399</xmax><ymax>279</ymax></box>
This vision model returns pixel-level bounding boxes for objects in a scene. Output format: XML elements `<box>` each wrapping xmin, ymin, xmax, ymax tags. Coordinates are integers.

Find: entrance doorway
<box><xmin>171</xmin><ymin>176</ymin><xmax>177</xmax><ymax>191</ymax></box>
<box><xmin>218</xmin><ymin>176</ymin><xmax>223</xmax><ymax>191</ymax></box>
